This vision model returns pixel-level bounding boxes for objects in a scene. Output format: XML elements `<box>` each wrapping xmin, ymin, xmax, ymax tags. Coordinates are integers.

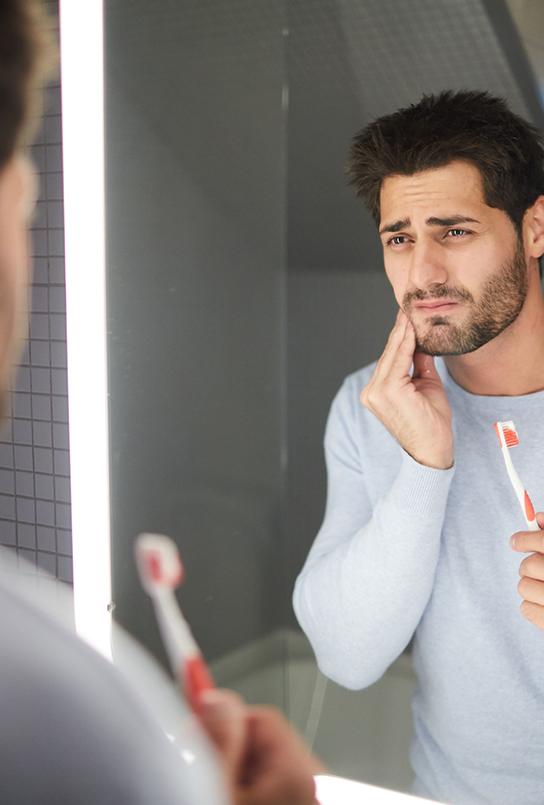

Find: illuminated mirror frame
<box><xmin>59</xmin><ymin>0</ymin><xmax>111</xmax><ymax>658</ymax></box>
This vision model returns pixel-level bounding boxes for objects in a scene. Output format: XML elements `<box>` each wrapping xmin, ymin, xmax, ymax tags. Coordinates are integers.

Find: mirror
<box><xmin>104</xmin><ymin>0</ymin><xmax>543</xmax><ymax>795</ymax></box>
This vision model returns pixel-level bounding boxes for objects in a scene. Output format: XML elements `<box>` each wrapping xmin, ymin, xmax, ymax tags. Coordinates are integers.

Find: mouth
<box><xmin>413</xmin><ymin>301</ymin><xmax>460</xmax><ymax>314</ymax></box>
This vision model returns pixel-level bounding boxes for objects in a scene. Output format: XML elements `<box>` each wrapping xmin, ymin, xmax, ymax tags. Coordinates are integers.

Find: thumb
<box><xmin>198</xmin><ymin>689</ymin><xmax>247</xmax><ymax>779</ymax></box>
<box><xmin>536</xmin><ymin>512</ymin><xmax>544</xmax><ymax>530</ymax></box>
<box><xmin>412</xmin><ymin>351</ymin><xmax>440</xmax><ymax>381</ymax></box>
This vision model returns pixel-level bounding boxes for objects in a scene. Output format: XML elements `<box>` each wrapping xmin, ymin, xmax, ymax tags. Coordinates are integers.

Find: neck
<box><xmin>444</xmin><ymin>276</ymin><xmax>544</xmax><ymax>396</ymax></box>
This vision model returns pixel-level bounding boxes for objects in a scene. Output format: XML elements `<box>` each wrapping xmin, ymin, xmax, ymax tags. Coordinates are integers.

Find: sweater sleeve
<box><xmin>292</xmin><ymin>376</ymin><xmax>455</xmax><ymax>690</ymax></box>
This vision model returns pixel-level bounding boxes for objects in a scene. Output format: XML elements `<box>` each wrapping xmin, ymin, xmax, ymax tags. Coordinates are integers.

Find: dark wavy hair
<box><xmin>347</xmin><ymin>90</ymin><xmax>544</xmax><ymax>255</ymax></box>
<box><xmin>0</xmin><ymin>0</ymin><xmax>54</xmax><ymax>167</ymax></box>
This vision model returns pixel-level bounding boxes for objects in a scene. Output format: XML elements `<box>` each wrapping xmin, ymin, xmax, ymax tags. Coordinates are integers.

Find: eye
<box><xmin>386</xmin><ymin>235</ymin><xmax>409</xmax><ymax>246</ymax></box>
<box><xmin>446</xmin><ymin>228</ymin><xmax>469</xmax><ymax>238</ymax></box>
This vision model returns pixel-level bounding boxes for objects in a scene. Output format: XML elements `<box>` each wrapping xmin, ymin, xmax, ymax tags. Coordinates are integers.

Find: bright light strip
<box><xmin>59</xmin><ymin>1</ymin><xmax>111</xmax><ymax>658</ymax></box>
<box><xmin>314</xmin><ymin>775</ymin><xmax>439</xmax><ymax>805</ymax></box>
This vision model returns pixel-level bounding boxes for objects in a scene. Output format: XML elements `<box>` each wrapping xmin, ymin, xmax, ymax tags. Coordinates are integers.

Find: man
<box><xmin>294</xmin><ymin>89</ymin><xmax>544</xmax><ymax>804</ymax></box>
<box><xmin>0</xmin><ymin>3</ymin><xmax>319</xmax><ymax>804</ymax></box>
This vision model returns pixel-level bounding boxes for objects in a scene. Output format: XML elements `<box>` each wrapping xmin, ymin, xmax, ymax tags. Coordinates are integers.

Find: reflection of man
<box><xmin>0</xmin><ymin>3</ymin><xmax>320</xmax><ymax>804</ymax></box>
<box><xmin>294</xmin><ymin>90</ymin><xmax>544</xmax><ymax>804</ymax></box>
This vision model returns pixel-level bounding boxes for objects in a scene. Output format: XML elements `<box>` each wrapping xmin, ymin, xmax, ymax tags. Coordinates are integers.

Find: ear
<box><xmin>523</xmin><ymin>195</ymin><xmax>544</xmax><ymax>260</ymax></box>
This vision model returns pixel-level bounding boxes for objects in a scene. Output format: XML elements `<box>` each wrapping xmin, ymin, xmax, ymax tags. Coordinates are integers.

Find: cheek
<box><xmin>455</xmin><ymin>240</ymin><xmax>505</xmax><ymax>285</ymax></box>
<box><xmin>0</xmin><ymin>159</ymin><xmax>33</xmax><ymax>404</ymax></box>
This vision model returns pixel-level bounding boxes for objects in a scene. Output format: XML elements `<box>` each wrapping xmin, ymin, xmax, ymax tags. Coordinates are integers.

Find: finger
<box><xmin>518</xmin><ymin>576</ymin><xmax>544</xmax><ymax>606</ymax></box>
<box><xmin>244</xmin><ymin>707</ymin><xmax>324</xmax><ymax>775</ymax></box>
<box><xmin>519</xmin><ymin>552</ymin><xmax>544</xmax><ymax>581</ymax></box>
<box><xmin>198</xmin><ymin>689</ymin><xmax>247</xmax><ymax>779</ymax></box>
<box><xmin>361</xmin><ymin>316</ymin><xmax>415</xmax><ymax>411</ymax></box>
<box><xmin>380</xmin><ymin>309</ymin><xmax>404</xmax><ymax>352</ymax></box>
<box><xmin>372</xmin><ymin>311</ymin><xmax>408</xmax><ymax>378</ymax></box>
<box><xmin>361</xmin><ymin>317</ymin><xmax>408</xmax><ymax>408</ymax></box>
<box><xmin>374</xmin><ymin>311</ymin><xmax>414</xmax><ymax>381</ymax></box>
<box><xmin>520</xmin><ymin>600</ymin><xmax>544</xmax><ymax>629</ymax></box>
<box><xmin>389</xmin><ymin>313</ymin><xmax>417</xmax><ymax>374</ymax></box>
<box><xmin>511</xmin><ymin>530</ymin><xmax>544</xmax><ymax>553</ymax></box>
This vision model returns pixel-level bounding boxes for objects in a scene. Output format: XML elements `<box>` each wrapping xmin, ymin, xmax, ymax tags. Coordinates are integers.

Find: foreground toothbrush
<box><xmin>134</xmin><ymin>533</ymin><xmax>214</xmax><ymax>713</ymax></box>
<box><xmin>493</xmin><ymin>420</ymin><xmax>538</xmax><ymax>531</ymax></box>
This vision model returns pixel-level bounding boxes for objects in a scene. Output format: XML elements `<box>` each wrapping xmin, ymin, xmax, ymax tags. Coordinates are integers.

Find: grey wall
<box><xmin>0</xmin><ymin>0</ymin><xmax>72</xmax><ymax>582</ymax></box>
<box><xmin>105</xmin><ymin>1</ymin><xmax>288</xmax><ymax>664</ymax></box>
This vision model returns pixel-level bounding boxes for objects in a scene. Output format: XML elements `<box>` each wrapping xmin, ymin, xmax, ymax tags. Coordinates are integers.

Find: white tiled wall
<box><xmin>0</xmin><ymin>1</ymin><xmax>72</xmax><ymax>583</ymax></box>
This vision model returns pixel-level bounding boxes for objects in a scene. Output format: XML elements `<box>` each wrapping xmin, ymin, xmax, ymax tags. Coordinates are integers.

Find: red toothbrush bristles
<box><xmin>494</xmin><ymin>422</ymin><xmax>519</xmax><ymax>448</ymax></box>
<box><xmin>144</xmin><ymin>550</ymin><xmax>184</xmax><ymax>586</ymax></box>
<box><xmin>146</xmin><ymin>552</ymin><xmax>163</xmax><ymax>582</ymax></box>
<box><xmin>502</xmin><ymin>427</ymin><xmax>519</xmax><ymax>448</ymax></box>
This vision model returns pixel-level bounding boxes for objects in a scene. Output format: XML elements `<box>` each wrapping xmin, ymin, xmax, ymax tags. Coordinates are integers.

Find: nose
<box><xmin>407</xmin><ymin>238</ymin><xmax>448</xmax><ymax>291</ymax></box>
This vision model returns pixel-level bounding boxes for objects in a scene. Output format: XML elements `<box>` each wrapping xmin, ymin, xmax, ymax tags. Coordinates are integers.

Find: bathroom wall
<box><xmin>0</xmin><ymin>0</ymin><xmax>72</xmax><ymax>582</ymax></box>
<box><xmin>105</xmin><ymin>0</ymin><xmax>288</xmax><ymax>666</ymax></box>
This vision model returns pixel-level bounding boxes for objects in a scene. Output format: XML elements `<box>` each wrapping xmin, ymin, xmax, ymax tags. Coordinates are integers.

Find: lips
<box><xmin>413</xmin><ymin>301</ymin><xmax>459</xmax><ymax>312</ymax></box>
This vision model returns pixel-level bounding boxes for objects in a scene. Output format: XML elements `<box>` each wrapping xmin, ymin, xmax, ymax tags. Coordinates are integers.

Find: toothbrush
<box><xmin>134</xmin><ymin>532</ymin><xmax>214</xmax><ymax>713</ymax></box>
<box><xmin>493</xmin><ymin>421</ymin><xmax>539</xmax><ymax>531</ymax></box>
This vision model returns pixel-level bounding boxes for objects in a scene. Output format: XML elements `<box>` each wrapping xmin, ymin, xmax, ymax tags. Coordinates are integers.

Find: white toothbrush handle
<box><xmin>152</xmin><ymin>591</ymin><xmax>199</xmax><ymax>678</ymax></box>
<box><xmin>501</xmin><ymin>446</ymin><xmax>539</xmax><ymax>530</ymax></box>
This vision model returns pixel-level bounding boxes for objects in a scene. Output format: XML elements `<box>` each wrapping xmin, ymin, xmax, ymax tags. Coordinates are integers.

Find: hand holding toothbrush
<box><xmin>494</xmin><ymin>422</ymin><xmax>544</xmax><ymax>629</ymax></box>
<box><xmin>511</xmin><ymin>513</ymin><xmax>544</xmax><ymax>630</ymax></box>
<box><xmin>135</xmin><ymin>533</ymin><xmax>322</xmax><ymax>804</ymax></box>
<box><xmin>360</xmin><ymin>309</ymin><xmax>454</xmax><ymax>469</ymax></box>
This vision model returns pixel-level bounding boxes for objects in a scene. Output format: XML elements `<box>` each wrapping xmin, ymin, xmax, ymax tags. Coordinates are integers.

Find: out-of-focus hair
<box><xmin>0</xmin><ymin>0</ymin><xmax>55</xmax><ymax>167</ymax></box>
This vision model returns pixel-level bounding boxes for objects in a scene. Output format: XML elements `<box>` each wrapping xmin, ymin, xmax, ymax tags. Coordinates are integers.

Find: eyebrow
<box><xmin>379</xmin><ymin>215</ymin><xmax>481</xmax><ymax>235</ymax></box>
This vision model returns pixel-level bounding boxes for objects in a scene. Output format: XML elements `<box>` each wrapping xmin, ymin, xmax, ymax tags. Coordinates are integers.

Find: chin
<box><xmin>415</xmin><ymin>342</ymin><xmax>451</xmax><ymax>357</ymax></box>
<box><xmin>416</xmin><ymin>344</ymin><xmax>469</xmax><ymax>357</ymax></box>
<box><xmin>415</xmin><ymin>328</ymin><xmax>489</xmax><ymax>357</ymax></box>
<box><xmin>414</xmin><ymin>322</ymin><xmax>463</xmax><ymax>356</ymax></box>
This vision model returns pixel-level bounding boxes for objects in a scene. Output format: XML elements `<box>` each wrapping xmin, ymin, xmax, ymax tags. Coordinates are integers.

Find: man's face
<box><xmin>378</xmin><ymin>160</ymin><xmax>528</xmax><ymax>356</ymax></box>
<box><xmin>0</xmin><ymin>157</ymin><xmax>34</xmax><ymax>419</ymax></box>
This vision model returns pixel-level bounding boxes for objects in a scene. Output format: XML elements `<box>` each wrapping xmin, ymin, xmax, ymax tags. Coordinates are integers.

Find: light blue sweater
<box><xmin>293</xmin><ymin>358</ymin><xmax>544</xmax><ymax>804</ymax></box>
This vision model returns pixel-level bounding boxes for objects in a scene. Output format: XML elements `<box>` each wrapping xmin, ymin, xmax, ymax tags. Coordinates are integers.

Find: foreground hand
<box><xmin>198</xmin><ymin>688</ymin><xmax>323</xmax><ymax>805</ymax></box>
<box><xmin>360</xmin><ymin>309</ymin><xmax>453</xmax><ymax>469</ymax></box>
<box><xmin>512</xmin><ymin>512</ymin><xmax>544</xmax><ymax>628</ymax></box>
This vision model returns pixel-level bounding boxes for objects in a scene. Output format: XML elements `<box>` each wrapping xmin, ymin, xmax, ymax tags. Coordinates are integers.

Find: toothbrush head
<box><xmin>494</xmin><ymin>420</ymin><xmax>519</xmax><ymax>448</ymax></box>
<box><xmin>135</xmin><ymin>533</ymin><xmax>184</xmax><ymax>596</ymax></box>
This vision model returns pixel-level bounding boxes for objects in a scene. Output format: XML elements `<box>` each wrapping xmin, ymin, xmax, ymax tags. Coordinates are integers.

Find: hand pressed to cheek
<box><xmin>360</xmin><ymin>309</ymin><xmax>453</xmax><ymax>469</ymax></box>
<box><xmin>511</xmin><ymin>514</ymin><xmax>544</xmax><ymax>628</ymax></box>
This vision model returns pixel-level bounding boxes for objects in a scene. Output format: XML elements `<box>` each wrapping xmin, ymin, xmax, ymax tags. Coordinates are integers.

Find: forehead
<box><xmin>379</xmin><ymin>160</ymin><xmax>487</xmax><ymax>225</ymax></box>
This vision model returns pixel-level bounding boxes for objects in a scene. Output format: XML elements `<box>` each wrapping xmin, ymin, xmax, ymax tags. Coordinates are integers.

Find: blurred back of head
<box><xmin>0</xmin><ymin>1</ymin><xmax>54</xmax><ymax>420</ymax></box>
<box><xmin>0</xmin><ymin>0</ymin><xmax>54</xmax><ymax>166</ymax></box>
